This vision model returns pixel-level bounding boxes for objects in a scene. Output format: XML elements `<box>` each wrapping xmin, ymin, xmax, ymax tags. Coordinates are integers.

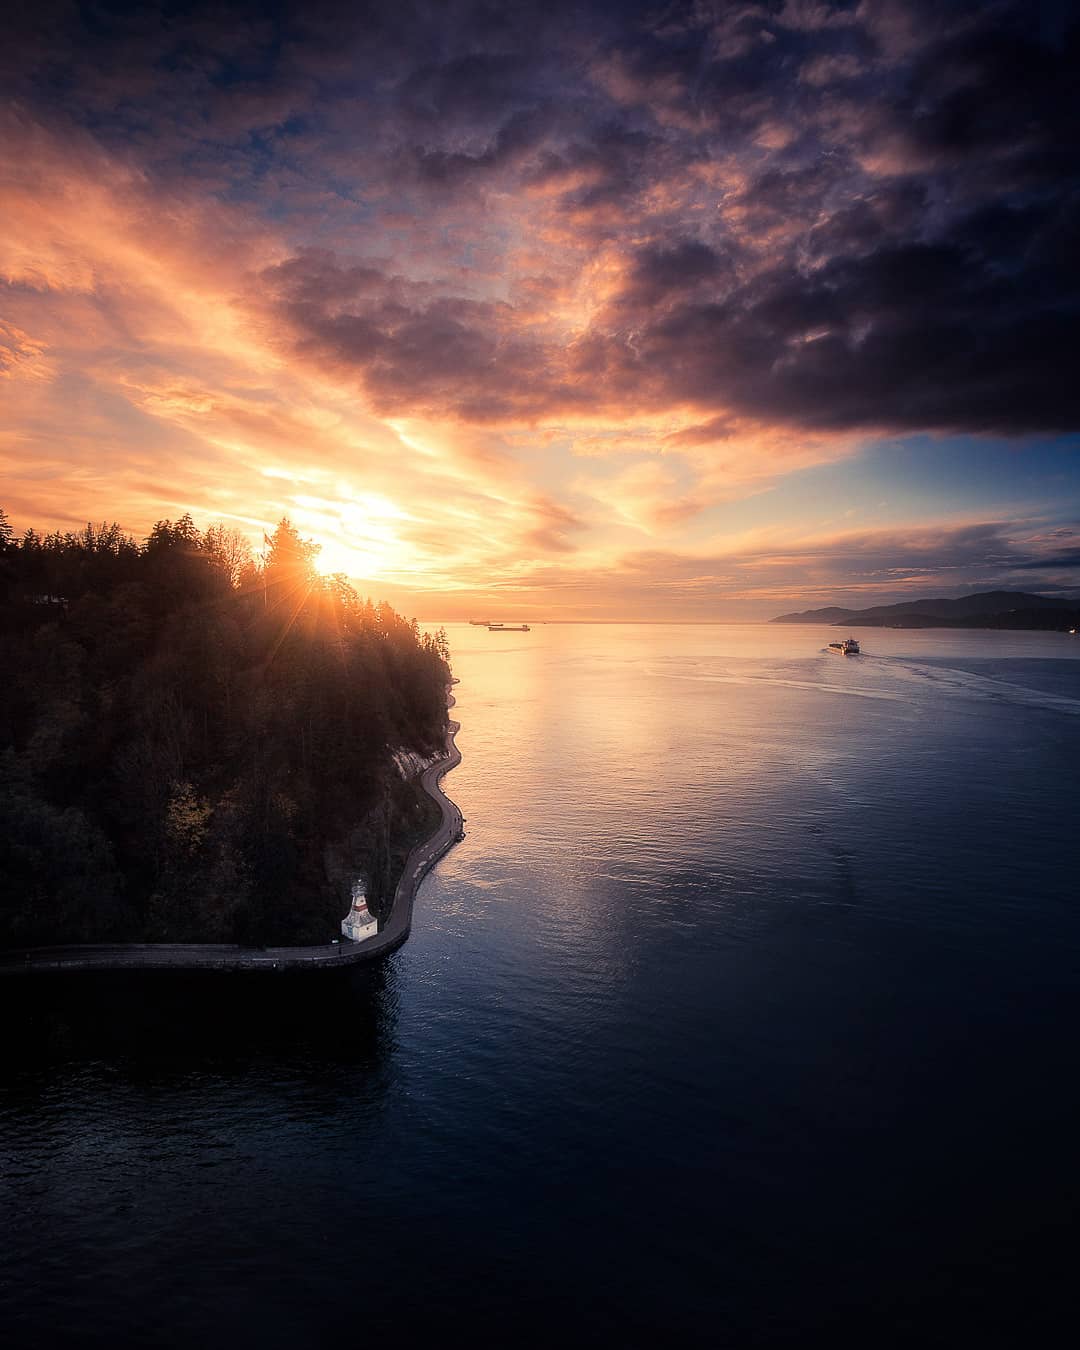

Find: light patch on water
<box><xmin>648</xmin><ymin>668</ymin><xmax>906</xmax><ymax>702</ymax></box>
<box><xmin>881</xmin><ymin>659</ymin><xmax>1080</xmax><ymax>716</ymax></box>
<box><xmin>647</xmin><ymin>654</ymin><xmax>1080</xmax><ymax>715</ymax></box>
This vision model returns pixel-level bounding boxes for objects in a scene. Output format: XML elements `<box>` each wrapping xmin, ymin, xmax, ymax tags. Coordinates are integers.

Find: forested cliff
<box><xmin>0</xmin><ymin>508</ymin><xmax>451</xmax><ymax>946</ymax></box>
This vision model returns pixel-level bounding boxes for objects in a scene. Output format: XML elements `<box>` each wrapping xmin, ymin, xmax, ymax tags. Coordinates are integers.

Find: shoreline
<box><xmin>0</xmin><ymin>696</ymin><xmax>463</xmax><ymax>976</ymax></box>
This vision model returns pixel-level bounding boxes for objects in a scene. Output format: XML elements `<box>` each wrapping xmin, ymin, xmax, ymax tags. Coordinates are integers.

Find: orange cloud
<box><xmin>3</xmin><ymin>3</ymin><xmax>1072</xmax><ymax>630</ymax></box>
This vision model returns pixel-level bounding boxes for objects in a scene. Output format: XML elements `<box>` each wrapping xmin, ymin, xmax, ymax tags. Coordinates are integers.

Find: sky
<box><xmin>2</xmin><ymin>0</ymin><xmax>1078</xmax><ymax>620</ymax></box>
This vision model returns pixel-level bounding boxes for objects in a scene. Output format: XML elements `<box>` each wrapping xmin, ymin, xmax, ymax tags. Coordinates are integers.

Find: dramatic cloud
<box><xmin>2</xmin><ymin>0</ymin><xmax>1078</xmax><ymax>615</ymax></box>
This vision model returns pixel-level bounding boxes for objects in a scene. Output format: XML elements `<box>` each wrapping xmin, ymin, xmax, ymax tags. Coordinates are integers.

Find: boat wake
<box><xmin>880</xmin><ymin>659</ymin><xmax>1080</xmax><ymax>716</ymax></box>
<box><xmin>648</xmin><ymin>657</ymin><xmax>1080</xmax><ymax>715</ymax></box>
<box><xmin>650</xmin><ymin>668</ymin><xmax>906</xmax><ymax>702</ymax></box>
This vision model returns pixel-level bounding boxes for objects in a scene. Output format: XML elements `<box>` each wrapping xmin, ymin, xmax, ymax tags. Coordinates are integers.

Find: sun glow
<box><xmin>2</xmin><ymin>0</ymin><xmax>1073</xmax><ymax>625</ymax></box>
<box><xmin>287</xmin><ymin>490</ymin><xmax>416</xmax><ymax>581</ymax></box>
<box><xmin>314</xmin><ymin>535</ymin><xmax>400</xmax><ymax>579</ymax></box>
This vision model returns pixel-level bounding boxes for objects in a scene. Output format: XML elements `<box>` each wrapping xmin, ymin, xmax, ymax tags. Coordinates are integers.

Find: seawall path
<box><xmin>0</xmin><ymin>698</ymin><xmax>463</xmax><ymax>976</ymax></box>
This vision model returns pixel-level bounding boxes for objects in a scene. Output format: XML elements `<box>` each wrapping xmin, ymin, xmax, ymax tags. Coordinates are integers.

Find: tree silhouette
<box><xmin>0</xmin><ymin>505</ymin><xmax>452</xmax><ymax>946</ymax></box>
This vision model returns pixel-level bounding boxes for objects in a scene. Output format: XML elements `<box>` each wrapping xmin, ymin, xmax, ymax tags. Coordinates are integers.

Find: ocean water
<box><xmin>3</xmin><ymin>623</ymin><xmax>1080</xmax><ymax>1347</ymax></box>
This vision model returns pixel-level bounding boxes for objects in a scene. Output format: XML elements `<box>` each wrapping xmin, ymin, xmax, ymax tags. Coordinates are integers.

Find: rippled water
<box><xmin>3</xmin><ymin>623</ymin><xmax>1080</xmax><ymax>1346</ymax></box>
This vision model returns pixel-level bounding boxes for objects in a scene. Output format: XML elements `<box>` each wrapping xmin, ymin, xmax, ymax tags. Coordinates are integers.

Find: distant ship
<box><xmin>489</xmin><ymin>623</ymin><xmax>530</xmax><ymax>631</ymax></box>
<box><xmin>827</xmin><ymin>637</ymin><xmax>860</xmax><ymax>655</ymax></box>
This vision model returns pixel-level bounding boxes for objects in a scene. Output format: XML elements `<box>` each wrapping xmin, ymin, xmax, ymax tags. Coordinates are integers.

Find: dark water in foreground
<box><xmin>3</xmin><ymin>624</ymin><xmax>1080</xmax><ymax>1347</ymax></box>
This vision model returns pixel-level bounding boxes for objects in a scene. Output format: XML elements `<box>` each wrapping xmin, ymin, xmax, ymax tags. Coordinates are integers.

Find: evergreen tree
<box><xmin>0</xmin><ymin>505</ymin><xmax>452</xmax><ymax>946</ymax></box>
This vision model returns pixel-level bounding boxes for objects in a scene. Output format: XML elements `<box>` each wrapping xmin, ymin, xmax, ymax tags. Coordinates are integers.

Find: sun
<box><xmin>288</xmin><ymin>491</ymin><xmax>414</xmax><ymax>581</ymax></box>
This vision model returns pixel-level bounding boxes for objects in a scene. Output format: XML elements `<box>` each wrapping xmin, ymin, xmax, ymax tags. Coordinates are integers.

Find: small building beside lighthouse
<box><xmin>341</xmin><ymin>881</ymin><xmax>378</xmax><ymax>943</ymax></box>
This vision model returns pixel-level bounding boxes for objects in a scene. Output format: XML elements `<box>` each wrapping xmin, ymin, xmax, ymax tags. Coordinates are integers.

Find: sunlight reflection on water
<box><xmin>3</xmin><ymin>623</ymin><xmax>1080</xmax><ymax>1346</ymax></box>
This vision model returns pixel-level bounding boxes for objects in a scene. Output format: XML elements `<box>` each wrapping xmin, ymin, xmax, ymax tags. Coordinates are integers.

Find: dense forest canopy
<box><xmin>0</xmin><ymin>506</ymin><xmax>452</xmax><ymax>946</ymax></box>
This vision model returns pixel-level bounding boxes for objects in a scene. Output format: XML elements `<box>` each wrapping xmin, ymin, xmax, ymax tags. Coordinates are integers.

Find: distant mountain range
<box><xmin>771</xmin><ymin>590</ymin><xmax>1080</xmax><ymax>631</ymax></box>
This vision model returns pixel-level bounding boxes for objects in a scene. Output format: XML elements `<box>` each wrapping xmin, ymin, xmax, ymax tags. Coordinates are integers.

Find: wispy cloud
<box><xmin>2</xmin><ymin>1</ymin><xmax>1078</xmax><ymax>616</ymax></box>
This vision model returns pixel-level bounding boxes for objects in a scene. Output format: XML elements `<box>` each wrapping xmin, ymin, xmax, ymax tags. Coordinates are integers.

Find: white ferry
<box><xmin>827</xmin><ymin>637</ymin><xmax>860</xmax><ymax>655</ymax></box>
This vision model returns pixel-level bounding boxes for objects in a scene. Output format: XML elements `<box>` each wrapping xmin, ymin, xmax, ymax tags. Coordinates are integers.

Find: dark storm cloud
<box><xmin>616</xmin><ymin>240</ymin><xmax>732</xmax><ymax>307</ymax></box>
<box><xmin>621</xmin><ymin>204</ymin><xmax>1080</xmax><ymax>434</ymax></box>
<box><xmin>1014</xmin><ymin>551</ymin><xmax>1080</xmax><ymax>570</ymax></box>
<box><xmin>7</xmin><ymin>0</ymin><xmax>1080</xmax><ymax>438</ymax></box>
<box><xmin>260</xmin><ymin>249</ymin><xmax>569</xmax><ymax>422</ymax></box>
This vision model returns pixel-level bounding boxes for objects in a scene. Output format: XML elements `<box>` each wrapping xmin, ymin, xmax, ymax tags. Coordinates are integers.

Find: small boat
<box><xmin>489</xmin><ymin>623</ymin><xmax>530</xmax><ymax>631</ymax></box>
<box><xmin>827</xmin><ymin>637</ymin><xmax>860</xmax><ymax>655</ymax></box>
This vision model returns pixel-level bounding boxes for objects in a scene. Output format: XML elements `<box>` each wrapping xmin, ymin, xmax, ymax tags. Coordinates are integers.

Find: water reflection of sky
<box><xmin>4</xmin><ymin>623</ymin><xmax>1080</xmax><ymax>1346</ymax></box>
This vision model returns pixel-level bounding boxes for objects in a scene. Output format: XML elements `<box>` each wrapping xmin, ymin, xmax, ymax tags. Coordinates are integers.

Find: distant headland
<box><xmin>771</xmin><ymin>590</ymin><xmax>1080</xmax><ymax>631</ymax></box>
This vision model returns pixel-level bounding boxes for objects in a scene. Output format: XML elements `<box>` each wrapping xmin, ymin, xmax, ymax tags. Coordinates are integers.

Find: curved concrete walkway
<box><xmin>0</xmin><ymin>698</ymin><xmax>463</xmax><ymax>976</ymax></box>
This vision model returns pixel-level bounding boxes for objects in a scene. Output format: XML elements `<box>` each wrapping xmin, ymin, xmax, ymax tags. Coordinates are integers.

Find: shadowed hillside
<box><xmin>772</xmin><ymin>591</ymin><xmax>1080</xmax><ymax>629</ymax></box>
<box><xmin>0</xmin><ymin>507</ymin><xmax>451</xmax><ymax>946</ymax></box>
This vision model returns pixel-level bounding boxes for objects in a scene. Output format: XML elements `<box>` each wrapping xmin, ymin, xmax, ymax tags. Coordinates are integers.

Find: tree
<box><xmin>0</xmin><ymin>504</ymin><xmax>452</xmax><ymax>946</ymax></box>
<box><xmin>203</xmin><ymin>523</ymin><xmax>253</xmax><ymax>588</ymax></box>
<box><xmin>264</xmin><ymin>518</ymin><xmax>322</xmax><ymax>589</ymax></box>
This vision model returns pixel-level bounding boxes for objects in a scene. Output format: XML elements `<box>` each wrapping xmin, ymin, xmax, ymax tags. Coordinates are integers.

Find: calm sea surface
<box><xmin>3</xmin><ymin>623</ymin><xmax>1080</xmax><ymax>1346</ymax></box>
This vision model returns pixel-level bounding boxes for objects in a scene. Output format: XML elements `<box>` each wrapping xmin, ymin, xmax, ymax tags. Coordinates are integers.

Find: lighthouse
<box><xmin>341</xmin><ymin>881</ymin><xmax>378</xmax><ymax>942</ymax></box>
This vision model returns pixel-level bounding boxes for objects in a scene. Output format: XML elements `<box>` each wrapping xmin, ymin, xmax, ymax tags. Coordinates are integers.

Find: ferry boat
<box><xmin>827</xmin><ymin>637</ymin><xmax>860</xmax><ymax>655</ymax></box>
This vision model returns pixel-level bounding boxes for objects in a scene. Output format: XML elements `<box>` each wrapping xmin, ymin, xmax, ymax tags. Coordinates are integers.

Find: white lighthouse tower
<box><xmin>341</xmin><ymin>880</ymin><xmax>378</xmax><ymax>943</ymax></box>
